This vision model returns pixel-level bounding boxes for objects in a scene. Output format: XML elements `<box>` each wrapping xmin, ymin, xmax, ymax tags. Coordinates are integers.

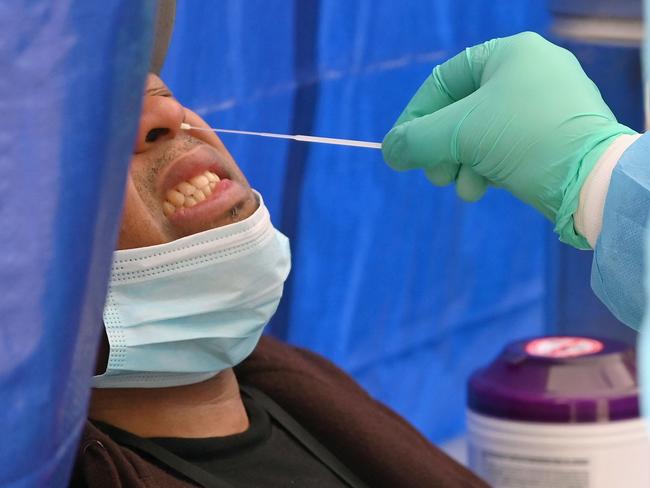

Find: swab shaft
<box><xmin>180</xmin><ymin>123</ymin><xmax>382</xmax><ymax>149</ymax></box>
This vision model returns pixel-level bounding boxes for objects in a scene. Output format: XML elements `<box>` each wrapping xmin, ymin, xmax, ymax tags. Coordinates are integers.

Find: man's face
<box><xmin>118</xmin><ymin>74</ymin><xmax>258</xmax><ymax>249</ymax></box>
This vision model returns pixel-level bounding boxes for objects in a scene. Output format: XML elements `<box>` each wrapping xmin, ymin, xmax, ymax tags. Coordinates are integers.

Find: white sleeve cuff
<box><xmin>574</xmin><ymin>133</ymin><xmax>642</xmax><ymax>248</ymax></box>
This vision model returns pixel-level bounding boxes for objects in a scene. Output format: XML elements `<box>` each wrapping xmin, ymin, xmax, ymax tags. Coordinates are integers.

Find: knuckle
<box><xmin>511</xmin><ymin>31</ymin><xmax>556</xmax><ymax>54</ymax></box>
<box><xmin>515</xmin><ymin>31</ymin><xmax>544</xmax><ymax>46</ymax></box>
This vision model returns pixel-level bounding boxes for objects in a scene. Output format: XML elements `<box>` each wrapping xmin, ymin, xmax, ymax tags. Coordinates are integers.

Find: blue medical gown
<box><xmin>591</xmin><ymin>131</ymin><xmax>650</xmax><ymax>411</ymax></box>
<box><xmin>592</xmin><ymin>131</ymin><xmax>650</xmax><ymax>331</ymax></box>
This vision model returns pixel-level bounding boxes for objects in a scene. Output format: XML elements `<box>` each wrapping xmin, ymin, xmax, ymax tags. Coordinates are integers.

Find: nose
<box><xmin>134</xmin><ymin>95</ymin><xmax>185</xmax><ymax>153</ymax></box>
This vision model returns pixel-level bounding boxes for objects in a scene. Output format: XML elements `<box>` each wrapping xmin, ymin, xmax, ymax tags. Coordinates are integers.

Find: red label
<box><xmin>525</xmin><ymin>337</ymin><xmax>604</xmax><ymax>358</ymax></box>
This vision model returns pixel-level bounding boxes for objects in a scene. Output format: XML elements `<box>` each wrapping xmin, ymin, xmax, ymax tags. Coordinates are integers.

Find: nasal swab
<box><xmin>179</xmin><ymin>123</ymin><xmax>382</xmax><ymax>150</ymax></box>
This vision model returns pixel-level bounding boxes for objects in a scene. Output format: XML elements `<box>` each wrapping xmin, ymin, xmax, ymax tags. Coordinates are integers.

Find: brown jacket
<box><xmin>71</xmin><ymin>336</ymin><xmax>488</xmax><ymax>488</ymax></box>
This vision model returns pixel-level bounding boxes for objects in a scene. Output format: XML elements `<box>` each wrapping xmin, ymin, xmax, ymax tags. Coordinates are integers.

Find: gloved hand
<box><xmin>382</xmin><ymin>32</ymin><xmax>636</xmax><ymax>248</ymax></box>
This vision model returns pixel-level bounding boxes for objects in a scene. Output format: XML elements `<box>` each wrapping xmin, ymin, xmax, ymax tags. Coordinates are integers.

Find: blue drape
<box><xmin>0</xmin><ymin>2</ymin><xmax>154</xmax><ymax>485</ymax></box>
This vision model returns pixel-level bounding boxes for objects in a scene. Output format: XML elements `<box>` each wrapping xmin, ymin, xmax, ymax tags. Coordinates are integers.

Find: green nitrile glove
<box><xmin>382</xmin><ymin>32</ymin><xmax>636</xmax><ymax>248</ymax></box>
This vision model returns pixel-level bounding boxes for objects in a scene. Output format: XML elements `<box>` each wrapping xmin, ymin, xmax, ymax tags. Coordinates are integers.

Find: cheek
<box><xmin>116</xmin><ymin>177</ymin><xmax>167</xmax><ymax>249</ymax></box>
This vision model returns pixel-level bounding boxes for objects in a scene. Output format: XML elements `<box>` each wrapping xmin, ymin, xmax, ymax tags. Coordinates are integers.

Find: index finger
<box><xmin>394</xmin><ymin>38</ymin><xmax>497</xmax><ymax>126</ymax></box>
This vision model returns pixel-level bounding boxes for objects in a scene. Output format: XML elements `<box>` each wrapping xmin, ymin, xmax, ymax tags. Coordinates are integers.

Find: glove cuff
<box><xmin>554</xmin><ymin>125</ymin><xmax>638</xmax><ymax>249</ymax></box>
<box><xmin>574</xmin><ymin>133</ymin><xmax>642</xmax><ymax>248</ymax></box>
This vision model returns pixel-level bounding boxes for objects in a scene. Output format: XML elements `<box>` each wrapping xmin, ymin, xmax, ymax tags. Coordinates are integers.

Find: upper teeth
<box><xmin>163</xmin><ymin>170</ymin><xmax>221</xmax><ymax>216</ymax></box>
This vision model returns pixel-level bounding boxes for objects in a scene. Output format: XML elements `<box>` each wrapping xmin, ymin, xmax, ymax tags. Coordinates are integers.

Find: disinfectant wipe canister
<box><xmin>467</xmin><ymin>336</ymin><xmax>650</xmax><ymax>488</ymax></box>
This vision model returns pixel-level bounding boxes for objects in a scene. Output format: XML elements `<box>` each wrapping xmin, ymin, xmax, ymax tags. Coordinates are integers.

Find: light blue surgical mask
<box><xmin>93</xmin><ymin>191</ymin><xmax>291</xmax><ymax>389</ymax></box>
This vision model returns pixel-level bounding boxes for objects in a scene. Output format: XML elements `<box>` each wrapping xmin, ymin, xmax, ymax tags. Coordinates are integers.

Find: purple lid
<box><xmin>468</xmin><ymin>336</ymin><xmax>639</xmax><ymax>423</ymax></box>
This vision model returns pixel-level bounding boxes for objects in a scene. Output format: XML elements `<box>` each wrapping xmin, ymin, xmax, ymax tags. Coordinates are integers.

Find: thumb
<box><xmin>383</xmin><ymin>92</ymin><xmax>477</xmax><ymax>174</ymax></box>
<box><xmin>383</xmin><ymin>94</ymin><xmax>488</xmax><ymax>197</ymax></box>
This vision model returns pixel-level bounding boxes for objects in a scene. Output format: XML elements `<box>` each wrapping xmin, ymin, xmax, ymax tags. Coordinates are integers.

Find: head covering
<box><xmin>150</xmin><ymin>0</ymin><xmax>175</xmax><ymax>74</ymax></box>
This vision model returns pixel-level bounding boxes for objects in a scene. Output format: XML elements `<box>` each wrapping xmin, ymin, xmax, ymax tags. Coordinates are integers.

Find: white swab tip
<box><xmin>179</xmin><ymin>122</ymin><xmax>191</xmax><ymax>130</ymax></box>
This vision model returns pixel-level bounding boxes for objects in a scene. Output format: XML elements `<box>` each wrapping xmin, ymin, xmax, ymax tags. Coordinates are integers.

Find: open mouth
<box><xmin>163</xmin><ymin>169</ymin><xmax>222</xmax><ymax>217</ymax></box>
<box><xmin>156</xmin><ymin>144</ymin><xmax>254</xmax><ymax>235</ymax></box>
<box><xmin>158</xmin><ymin>144</ymin><xmax>236</xmax><ymax>218</ymax></box>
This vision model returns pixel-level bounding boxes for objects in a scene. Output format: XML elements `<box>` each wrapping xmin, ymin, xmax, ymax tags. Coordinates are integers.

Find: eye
<box><xmin>146</xmin><ymin>86</ymin><xmax>174</xmax><ymax>98</ymax></box>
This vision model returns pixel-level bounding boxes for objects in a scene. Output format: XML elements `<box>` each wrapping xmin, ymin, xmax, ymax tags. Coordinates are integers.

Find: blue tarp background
<box><xmin>0</xmin><ymin>1</ymin><xmax>154</xmax><ymax>485</ymax></box>
<box><xmin>163</xmin><ymin>0</ymin><xmax>552</xmax><ymax>443</ymax></box>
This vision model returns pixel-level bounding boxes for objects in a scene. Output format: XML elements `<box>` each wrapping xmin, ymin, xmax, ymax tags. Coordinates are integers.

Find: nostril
<box><xmin>145</xmin><ymin>127</ymin><xmax>170</xmax><ymax>143</ymax></box>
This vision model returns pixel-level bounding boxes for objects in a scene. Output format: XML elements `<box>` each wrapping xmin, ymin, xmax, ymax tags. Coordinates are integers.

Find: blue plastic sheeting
<box><xmin>0</xmin><ymin>2</ymin><xmax>154</xmax><ymax>486</ymax></box>
<box><xmin>163</xmin><ymin>0</ymin><xmax>550</xmax><ymax>443</ymax></box>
